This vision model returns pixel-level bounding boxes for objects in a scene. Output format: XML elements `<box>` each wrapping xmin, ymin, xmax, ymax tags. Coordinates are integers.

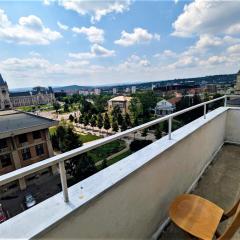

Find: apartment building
<box><xmin>0</xmin><ymin>110</ymin><xmax>58</xmax><ymax>190</ymax></box>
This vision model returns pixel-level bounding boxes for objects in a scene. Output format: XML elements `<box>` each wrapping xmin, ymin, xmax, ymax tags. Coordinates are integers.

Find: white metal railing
<box><xmin>0</xmin><ymin>95</ymin><xmax>239</xmax><ymax>202</ymax></box>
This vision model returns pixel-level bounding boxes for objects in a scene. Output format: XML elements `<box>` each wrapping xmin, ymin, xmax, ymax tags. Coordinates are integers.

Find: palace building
<box><xmin>234</xmin><ymin>70</ymin><xmax>240</xmax><ymax>94</ymax></box>
<box><xmin>0</xmin><ymin>74</ymin><xmax>55</xmax><ymax>110</ymax></box>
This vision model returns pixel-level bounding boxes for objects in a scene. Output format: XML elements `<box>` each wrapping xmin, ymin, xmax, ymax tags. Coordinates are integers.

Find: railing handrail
<box><xmin>0</xmin><ymin>95</ymin><xmax>238</xmax><ymax>201</ymax></box>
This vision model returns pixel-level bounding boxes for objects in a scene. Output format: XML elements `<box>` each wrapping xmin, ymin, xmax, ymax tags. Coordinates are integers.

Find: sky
<box><xmin>0</xmin><ymin>0</ymin><xmax>240</xmax><ymax>88</ymax></box>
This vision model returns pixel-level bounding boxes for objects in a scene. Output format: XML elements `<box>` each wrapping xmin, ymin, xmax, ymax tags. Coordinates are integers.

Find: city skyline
<box><xmin>0</xmin><ymin>0</ymin><xmax>240</xmax><ymax>88</ymax></box>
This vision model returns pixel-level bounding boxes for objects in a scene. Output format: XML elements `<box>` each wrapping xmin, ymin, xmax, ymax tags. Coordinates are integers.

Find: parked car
<box><xmin>24</xmin><ymin>194</ymin><xmax>36</xmax><ymax>208</ymax></box>
<box><xmin>0</xmin><ymin>204</ymin><xmax>7</xmax><ymax>223</ymax></box>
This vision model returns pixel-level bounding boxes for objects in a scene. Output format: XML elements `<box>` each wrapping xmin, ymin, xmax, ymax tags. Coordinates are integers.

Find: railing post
<box><xmin>224</xmin><ymin>95</ymin><xmax>227</xmax><ymax>107</ymax></box>
<box><xmin>168</xmin><ymin>117</ymin><xmax>172</xmax><ymax>140</ymax></box>
<box><xmin>59</xmin><ymin>161</ymin><xmax>69</xmax><ymax>202</ymax></box>
<box><xmin>204</xmin><ymin>103</ymin><xmax>207</xmax><ymax>119</ymax></box>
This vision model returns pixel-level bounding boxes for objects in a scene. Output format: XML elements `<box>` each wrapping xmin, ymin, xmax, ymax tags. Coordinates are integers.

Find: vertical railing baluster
<box><xmin>224</xmin><ymin>95</ymin><xmax>227</xmax><ymax>107</ymax></box>
<box><xmin>204</xmin><ymin>103</ymin><xmax>207</xmax><ymax>119</ymax></box>
<box><xmin>168</xmin><ymin>117</ymin><xmax>172</xmax><ymax>140</ymax></box>
<box><xmin>59</xmin><ymin>161</ymin><xmax>69</xmax><ymax>202</ymax></box>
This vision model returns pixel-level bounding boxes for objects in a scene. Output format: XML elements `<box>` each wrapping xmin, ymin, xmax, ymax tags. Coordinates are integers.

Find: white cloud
<box><xmin>115</xmin><ymin>28</ymin><xmax>160</xmax><ymax>47</ymax></box>
<box><xmin>226</xmin><ymin>24</ymin><xmax>240</xmax><ymax>35</ymax></box>
<box><xmin>174</xmin><ymin>0</ymin><xmax>178</xmax><ymax>4</ymax></box>
<box><xmin>118</xmin><ymin>55</ymin><xmax>150</xmax><ymax>72</ymax></box>
<box><xmin>172</xmin><ymin>0</ymin><xmax>240</xmax><ymax>37</ymax></box>
<box><xmin>0</xmin><ymin>9</ymin><xmax>62</xmax><ymax>45</ymax></box>
<box><xmin>227</xmin><ymin>44</ymin><xmax>240</xmax><ymax>54</ymax></box>
<box><xmin>154</xmin><ymin>50</ymin><xmax>177</xmax><ymax>58</ymax></box>
<box><xmin>57</xmin><ymin>21</ymin><xmax>69</xmax><ymax>30</ymax></box>
<box><xmin>72</xmin><ymin>26</ymin><xmax>104</xmax><ymax>43</ymax></box>
<box><xmin>29</xmin><ymin>51</ymin><xmax>41</xmax><ymax>57</ymax></box>
<box><xmin>69</xmin><ymin>44</ymin><xmax>115</xmax><ymax>59</ymax></box>
<box><xmin>43</xmin><ymin>0</ymin><xmax>51</xmax><ymax>5</ymax></box>
<box><xmin>58</xmin><ymin>0</ymin><xmax>131</xmax><ymax>23</ymax></box>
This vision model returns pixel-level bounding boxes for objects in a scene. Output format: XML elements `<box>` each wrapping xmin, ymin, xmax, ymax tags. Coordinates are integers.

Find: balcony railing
<box><xmin>0</xmin><ymin>95</ymin><xmax>239</xmax><ymax>203</ymax></box>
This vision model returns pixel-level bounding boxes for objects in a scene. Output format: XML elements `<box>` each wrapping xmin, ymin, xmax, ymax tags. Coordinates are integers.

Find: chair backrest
<box><xmin>218</xmin><ymin>200</ymin><xmax>240</xmax><ymax>240</ymax></box>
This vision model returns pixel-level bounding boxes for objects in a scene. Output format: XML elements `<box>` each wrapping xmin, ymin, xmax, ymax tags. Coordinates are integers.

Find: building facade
<box><xmin>0</xmin><ymin>74</ymin><xmax>55</xmax><ymax>109</ymax></box>
<box><xmin>0</xmin><ymin>74</ymin><xmax>12</xmax><ymax>110</ymax></box>
<box><xmin>234</xmin><ymin>70</ymin><xmax>240</xmax><ymax>94</ymax></box>
<box><xmin>10</xmin><ymin>86</ymin><xmax>55</xmax><ymax>107</ymax></box>
<box><xmin>108</xmin><ymin>96</ymin><xmax>132</xmax><ymax>115</ymax></box>
<box><xmin>155</xmin><ymin>99</ymin><xmax>175</xmax><ymax>116</ymax></box>
<box><xmin>0</xmin><ymin>110</ymin><xmax>58</xmax><ymax>190</ymax></box>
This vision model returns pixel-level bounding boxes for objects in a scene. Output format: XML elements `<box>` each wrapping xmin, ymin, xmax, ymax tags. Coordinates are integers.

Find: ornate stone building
<box><xmin>0</xmin><ymin>74</ymin><xmax>55</xmax><ymax>109</ymax></box>
<box><xmin>234</xmin><ymin>70</ymin><xmax>240</xmax><ymax>94</ymax></box>
<box><xmin>0</xmin><ymin>74</ymin><xmax>12</xmax><ymax>110</ymax></box>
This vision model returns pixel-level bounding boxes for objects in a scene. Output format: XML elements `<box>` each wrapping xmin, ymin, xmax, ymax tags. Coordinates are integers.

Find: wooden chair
<box><xmin>169</xmin><ymin>194</ymin><xmax>240</xmax><ymax>240</ymax></box>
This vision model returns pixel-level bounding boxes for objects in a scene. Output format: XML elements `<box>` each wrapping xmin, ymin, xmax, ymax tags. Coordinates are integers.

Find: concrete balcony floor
<box><xmin>160</xmin><ymin>144</ymin><xmax>240</xmax><ymax>240</ymax></box>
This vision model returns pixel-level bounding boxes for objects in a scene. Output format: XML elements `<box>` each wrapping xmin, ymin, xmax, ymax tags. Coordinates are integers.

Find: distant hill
<box><xmin>52</xmin><ymin>73</ymin><xmax>237</xmax><ymax>92</ymax></box>
<box><xmin>9</xmin><ymin>73</ymin><xmax>237</xmax><ymax>92</ymax></box>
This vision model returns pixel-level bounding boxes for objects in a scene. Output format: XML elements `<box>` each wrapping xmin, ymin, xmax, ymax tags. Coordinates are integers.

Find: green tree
<box><xmin>141</xmin><ymin>128</ymin><xmax>148</xmax><ymax>139</ymax></box>
<box><xmin>90</xmin><ymin>114</ymin><xmax>97</xmax><ymax>128</ymax></box>
<box><xmin>97</xmin><ymin>113</ymin><xmax>103</xmax><ymax>130</ymax></box>
<box><xmin>53</xmin><ymin>102</ymin><xmax>61</xmax><ymax>112</ymax></box>
<box><xmin>69</xmin><ymin>114</ymin><xmax>74</xmax><ymax>122</ymax></box>
<box><xmin>104</xmin><ymin>113</ymin><xmax>111</xmax><ymax>132</ymax></box>
<box><xmin>121</xmin><ymin>119</ymin><xmax>128</xmax><ymax>132</ymax></box>
<box><xmin>64</xmin><ymin>103</ymin><xmax>70</xmax><ymax>112</ymax></box>
<box><xmin>60</xmin><ymin>126</ymin><xmax>82</xmax><ymax>152</ymax></box>
<box><xmin>83</xmin><ymin>113</ymin><xmax>89</xmax><ymax>126</ymax></box>
<box><xmin>137</xmin><ymin>91</ymin><xmax>157</xmax><ymax>117</ymax></box>
<box><xmin>154</xmin><ymin>124</ymin><xmax>162</xmax><ymax>139</ymax></box>
<box><xmin>50</xmin><ymin>133</ymin><xmax>59</xmax><ymax>150</ymax></box>
<box><xmin>133</xmin><ymin>117</ymin><xmax>139</xmax><ymax>127</ymax></box>
<box><xmin>66</xmin><ymin>153</ymin><xmax>97</xmax><ymax>182</ymax></box>
<box><xmin>112</xmin><ymin>121</ymin><xmax>119</xmax><ymax>132</ymax></box>
<box><xmin>79</xmin><ymin>114</ymin><xmax>84</xmax><ymax>124</ymax></box>
<box><xmin>117</xmin><ymin>113</ymin><xmax>123</xmax><ymax>126</ymax></box>
<box><xmin>129</xmin><ymin>97</ymin><xmax>142</xmax><ymax>119</ymax></box>
<box><xmin>125</xmin><ymin>113</ymin><xmax>132</xmax><ymax>127</ymax></box>
<box><xmin>111</xmin><ymin>105</ymin><xmax>121</xmax><ymax>120</ymax></box>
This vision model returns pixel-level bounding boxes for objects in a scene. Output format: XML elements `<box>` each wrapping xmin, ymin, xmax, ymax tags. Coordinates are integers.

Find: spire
<box><xmin>0</xmin><ymin>74</ymin><xmax>6</xmax><ymax>85</ymax></box>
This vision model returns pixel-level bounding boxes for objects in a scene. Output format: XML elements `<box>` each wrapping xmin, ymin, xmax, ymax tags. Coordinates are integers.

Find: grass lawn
<box><xmin>88</xmin><ymin>140</ymin><xmax>126</xmax><ymax>163</ymax></box>
<box><xmin>17</xmin><ymin>104</ymin><xmax>54</xmax><ymax>112</ymax></box>
<box><xmin>50</xmin><ymin>126</ymin><xmax>101</xmax><ymax>144</ymax></box>
<box><xmin>107</xmin><ymin>150</ymin><xmax>133</xmax><ymax>166</ymax></box>
<box><xmin>49</xmin><ymin>126</ymin><xmax>57</xmax><ymax>135</ymax></box>
<box><xmin>79</xmin><ymin>134</ymin><xmax>101</xmax><ymax>143</ymax></box>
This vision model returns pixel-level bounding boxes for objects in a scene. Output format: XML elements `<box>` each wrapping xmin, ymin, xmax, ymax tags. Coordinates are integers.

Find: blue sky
<box><xmin>0</xmin><ymin>0</ymin><xmax>240</xmax><ymax>88</ymax></box>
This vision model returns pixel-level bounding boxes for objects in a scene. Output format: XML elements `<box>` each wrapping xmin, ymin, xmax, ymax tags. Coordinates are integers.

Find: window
<box><xmin>22</xmin><ymin>148</ymin><xmax>31</xmax><ymax>160</ymax></box>
<box><xmin>0</xmin><ymin>154</ymin><xmax>12</xmax><ymax>168</ymax></box>
<box><xmin>18</xmin><ymin>134</ymin><xmax>27</xmax><ymax>144</ymax></box>
<box><xmin>33</xmin><ymin>131</ymin><xmax>41</xmax><ymax>140</ymax></box>
<box><xmin>0</xmin><ymin>139</ymin><xmax>7</xmax><ymax>149</ymax></box>
<box><xmin>35</xmin><ymin>144</ymin><xmax>44</xmax><ymax>156</ymax></box>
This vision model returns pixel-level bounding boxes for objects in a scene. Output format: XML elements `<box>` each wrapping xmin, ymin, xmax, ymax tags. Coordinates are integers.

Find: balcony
<box><xmin>0</xmin><ymin>96</ymin><xmax>240</xmax><ymax>239</ymax></box>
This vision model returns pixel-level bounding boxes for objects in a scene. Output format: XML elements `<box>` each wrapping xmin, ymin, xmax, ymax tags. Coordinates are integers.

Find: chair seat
<box><xmin>169</xmin><ymin>194</ymin><xmax>224</xmax><ymax>240</ymax></box>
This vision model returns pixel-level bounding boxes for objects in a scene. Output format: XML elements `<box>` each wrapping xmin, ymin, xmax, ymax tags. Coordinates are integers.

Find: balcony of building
<box><xmin>0</xmin><ymin>96</ymin><xmax>240</xmax><ymax>239</ymax></box>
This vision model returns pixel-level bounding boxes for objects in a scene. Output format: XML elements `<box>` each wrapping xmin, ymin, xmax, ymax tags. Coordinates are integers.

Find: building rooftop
<box><xmin>0</xmin><ymin>110</ymin><xmax>58</xmax><ymax>138</ymax></box>
<box><xmin>108</xmin><ymin>96</ymin><xmax>132</xmax><ymax>102</ymax></box>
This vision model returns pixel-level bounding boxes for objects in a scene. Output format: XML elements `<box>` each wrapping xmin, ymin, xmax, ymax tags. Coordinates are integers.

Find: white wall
<box><xmin>225</xmin><ymin>108</ymin><xmax>240</xmax><ymax>143</ymax></box>
<box><xmin>39</xmin><ymin>110</ymin><xmax>227</xmax><ymax>239</ymax></box>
